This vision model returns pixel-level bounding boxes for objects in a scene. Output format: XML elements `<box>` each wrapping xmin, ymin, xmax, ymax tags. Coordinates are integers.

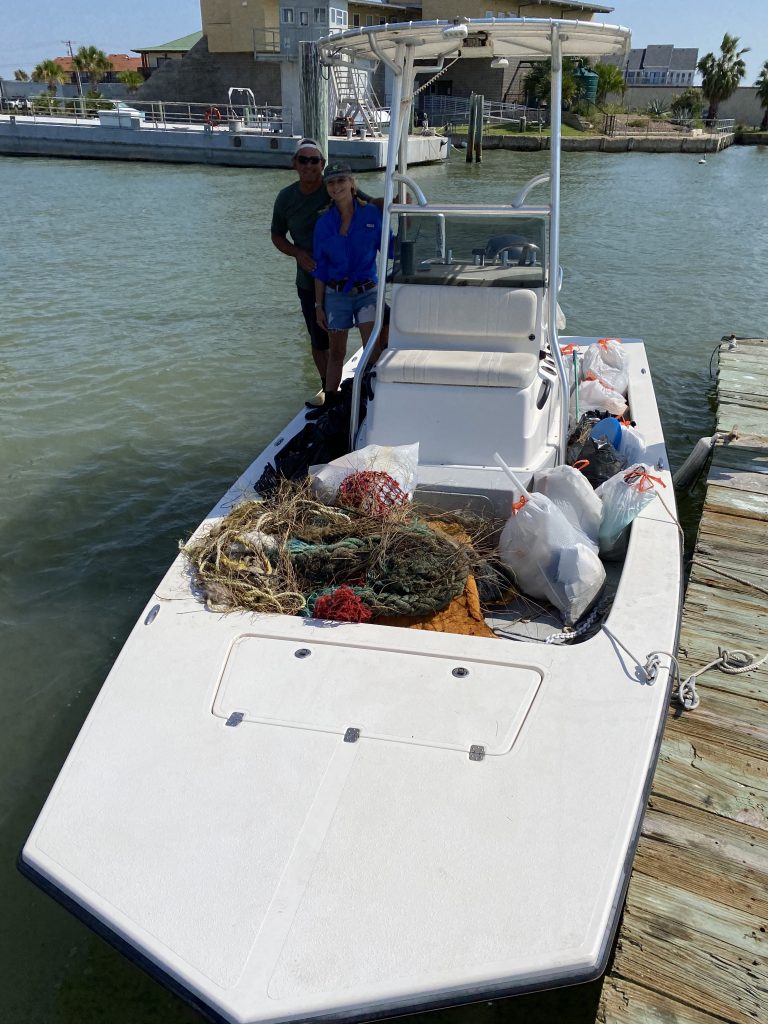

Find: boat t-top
<box><xmin>21</xmin><ymin>17</ymin><xmax>682</xmax><ymax>1024</ymax></box>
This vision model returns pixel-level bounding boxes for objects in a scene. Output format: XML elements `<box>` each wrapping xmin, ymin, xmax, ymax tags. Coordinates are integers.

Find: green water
<box><xmin>1</xmin><ymin>147</ymin><xmax>766</xmax><ymax>1023</ymax></box>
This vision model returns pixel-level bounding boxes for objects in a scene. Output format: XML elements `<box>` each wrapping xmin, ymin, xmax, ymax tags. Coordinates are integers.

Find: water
<box><xmin>1</xmin><ymin>147</ymin><xmax>766</xmax><ymax>1023</ymax></box>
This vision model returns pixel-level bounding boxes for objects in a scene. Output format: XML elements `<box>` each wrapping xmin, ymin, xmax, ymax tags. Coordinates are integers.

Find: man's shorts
<box><xmin>325</xmin><ymin>287</ymin><xmax>380</xmax><ymax>332</ymax></box>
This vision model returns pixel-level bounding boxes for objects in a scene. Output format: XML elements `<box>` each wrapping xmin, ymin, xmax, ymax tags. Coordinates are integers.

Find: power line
<box><xmin>62</xmin><ymin>39</ymin><xmax>84</xmax><ymax>97</ymax></box>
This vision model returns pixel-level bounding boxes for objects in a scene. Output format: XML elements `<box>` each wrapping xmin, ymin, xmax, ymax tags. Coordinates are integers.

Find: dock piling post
<box><xmin>299</xmin><ymin>42</ymin><xmax>328</xmax><ymax>160</ymax></box>
<box><xmin>466</xmin><ymin>92</ymin><xmax>476</xmax><ymax>163</ymax></box>
<box><xmin>474</xmin><ymin>93</ymin><xmax>484</xmax><ymax>162</ymax></box>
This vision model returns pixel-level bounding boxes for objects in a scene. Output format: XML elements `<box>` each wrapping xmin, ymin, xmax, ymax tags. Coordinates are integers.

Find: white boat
<box><xmin>21</xmin><ymin>18</ymin><xmax>682</xmax><ymax>1024</ymax></box>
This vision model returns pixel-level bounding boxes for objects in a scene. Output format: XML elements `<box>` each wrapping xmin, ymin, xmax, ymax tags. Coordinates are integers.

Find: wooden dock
<box><xmin>598</xmin><ymin>338</ymin><xmax>768</xmax><ymax>1024</ymax></box>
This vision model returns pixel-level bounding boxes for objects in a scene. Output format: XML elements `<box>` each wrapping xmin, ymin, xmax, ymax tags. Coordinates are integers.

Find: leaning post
<box><xmin>474</xmin><ymin>93</ymin><xmax>484</xmax><ymax>162</ymax></box>
<box><xmin>466</xmin><ymin>91</ymin><xmax>476</xmax><ymax>162</ymax></box>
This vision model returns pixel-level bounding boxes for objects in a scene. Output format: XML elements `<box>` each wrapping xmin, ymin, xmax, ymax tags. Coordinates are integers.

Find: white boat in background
<box><xmin>21</xmin><ymin>18</ymin><xmax>683</xmax><ymax>1024</ymax></box>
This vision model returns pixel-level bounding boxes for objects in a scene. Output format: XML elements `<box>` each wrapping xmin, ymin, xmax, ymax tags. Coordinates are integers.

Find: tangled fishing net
<box><xmin>182</xmin><ymin>478</ymin><xmax>503</xmax><ymax>622</ymax></box>
<box><xmin>336</xmin><ymin>470</ymin><xmax>409</xmax><ymax>516</ymax></box>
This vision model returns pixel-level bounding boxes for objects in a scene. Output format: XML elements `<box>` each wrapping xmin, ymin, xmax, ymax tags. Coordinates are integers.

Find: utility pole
<box><xmin>63</xmin><ymin>39</ymin><xmax>84</xmax><ymax>98</ymax></box>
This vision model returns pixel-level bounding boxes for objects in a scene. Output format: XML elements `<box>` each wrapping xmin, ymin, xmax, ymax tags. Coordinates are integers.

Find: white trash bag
<box><xmin>499</xmin><ymin>492</ymin><xmax>605</xmax><ymax>624</ymax></box>
<box><xmin>310</xmin><ymin>442</ymin><xmax>419</xmax><ymax>503</ymax></box>
<box><xmin>532</xmin><ymin>464</ymin><xmax>602</xmax><ymax>548</ymax></box>
<box><xmin>596</xmin><ymin>463</ymin><xmax>667</xmax><ymax>552</ymax></box>
<box><xmin>618</xmin><ymin>424</ymin><xmax>647</xmax><ymax>466</ymax></box>
<box><xmin>581</xmin><ymin>337</ymin><xmax>629</xmax><ymax>396</ymax></box>
<box><xmin>578</xmin><ymin>374</ymin><xmax>628</xmax><ymax>417</ymax></box>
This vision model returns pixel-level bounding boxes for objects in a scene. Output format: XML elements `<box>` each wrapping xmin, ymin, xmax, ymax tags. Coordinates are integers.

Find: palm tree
<box><xmin>697</xmin><ymin>33</ymin><xmax>749</xmax><ymax>122</ymax></box>
<box><xmin>72</xmin><ymin>46</ymin><xmax>113</xmax><ymax>96</ymax></box>
<box><xmin>593</xmin><ymin>63</ymin><xmax>626</xmax><ymax>106</ymax></box>
<box><xmin>756</xmin><ymin>61</ymin><xmax>768</xmax><ymax>131</ymax></box>
<box><xmin>523</xmin><ymin>58</ymin><xmax>580</xmax><ymax>107</ymax></box>
<box><xmin>31</xmin><ymin>59</ymin><xmax>68</xmax><ymax>97</ymax></box>
<box><xmin>14</xmin><ymin>68</ymin><xmax>30</xmax><ymax>81</ymax></box>
<box><xmin>117</xmin><ymin>70</ymin><xmax>144</xmax><ymax>95</ymax></box>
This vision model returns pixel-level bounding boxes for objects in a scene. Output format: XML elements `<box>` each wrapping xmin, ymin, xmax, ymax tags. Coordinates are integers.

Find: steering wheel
<box><xmin>484</xmin><ymin>234</ymin><xmax>541</xmax><ymax>267</ymax></box>
<box><xmin>497</xmin><ymin>242</ymin><xmax>541</xmax><ymax>267</ymax></box>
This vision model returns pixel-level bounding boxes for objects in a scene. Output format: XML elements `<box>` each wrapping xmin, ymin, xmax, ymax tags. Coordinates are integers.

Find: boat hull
<box><xmin>21</xmin><ymin>339</ymin><xmax>682</xmax><ymax>1024</ymax></box>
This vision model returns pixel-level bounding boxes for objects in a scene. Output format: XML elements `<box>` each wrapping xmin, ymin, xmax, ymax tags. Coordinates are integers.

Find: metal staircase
<box><xmin>330</xmin><ymin>62</ymin><xmax>386</xmax><ymax>137</ymax></box>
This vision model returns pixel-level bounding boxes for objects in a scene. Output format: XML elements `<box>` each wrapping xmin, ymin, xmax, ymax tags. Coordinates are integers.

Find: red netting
<box><xmin>313</xmin><ymin>585</ymin><xmax>373</xmax><ymax>623</ymax></box>
<box><xmin>336</xmin><ymin>470</ymin><xmax>409</xmax><ymax>516</ymax></box>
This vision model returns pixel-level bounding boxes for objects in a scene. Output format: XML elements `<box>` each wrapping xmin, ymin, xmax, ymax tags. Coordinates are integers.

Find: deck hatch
<box><xmin>212</xmin><ymin>634</ymin><xmax>542</xmax><ymax>755</ymax></box>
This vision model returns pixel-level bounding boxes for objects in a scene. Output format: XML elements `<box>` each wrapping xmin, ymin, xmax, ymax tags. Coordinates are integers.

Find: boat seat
<box><xmin>375</xmin><ymin>349</ymin><xmax>539</xmax><ymax>389</ymax></box>
<box><xmin>388</xmin><ymin>284</ymin><xmax>540</xmax><ymax>355</ymax></box>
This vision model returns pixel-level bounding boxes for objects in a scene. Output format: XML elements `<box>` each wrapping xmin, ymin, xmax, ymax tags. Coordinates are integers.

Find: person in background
<box><xmin>313</xmin><ymin>163</ymin><xmax>385</xmax><ymax>407</ymax></box>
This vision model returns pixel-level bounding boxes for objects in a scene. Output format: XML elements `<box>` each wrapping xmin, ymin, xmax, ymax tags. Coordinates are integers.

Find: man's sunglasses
<box><xmin>297</xmin><ymin>155</ymin><xmax>322</xmax><ymax>165</ymax></box>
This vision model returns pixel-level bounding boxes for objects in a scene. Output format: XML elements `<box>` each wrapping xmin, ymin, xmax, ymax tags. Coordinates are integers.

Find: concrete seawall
<box><xmin>452</xmin><ymin>132</ymin><xmax>736</xmax><ymax>154</ymax></box>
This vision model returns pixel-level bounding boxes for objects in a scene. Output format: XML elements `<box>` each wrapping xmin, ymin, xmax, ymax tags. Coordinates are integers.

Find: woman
<box><xmin>313</xmin><ymin>162</ymin><xmax>384</xmax><ymax>405</ymax></box>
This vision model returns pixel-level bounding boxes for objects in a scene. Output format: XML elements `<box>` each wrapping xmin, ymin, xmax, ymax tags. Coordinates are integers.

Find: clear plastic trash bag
<box><xmin>532</xmin><ymin>464</ymin><xmax>602</xmax><ymax>548</ymax></box>
<box><xmin>499</xmin><ymin>492</ymin><xmax>606</xmax><ymax>624</ymax></box>
<box><xmin>596</xmin><ymin>463</ymin><xmax>667</xmax><ymax>552</ymax></box>
<box><xmin>618</xmin><ymin>423</ymin><xmax>647</xmax><ymax>466</ymax></box>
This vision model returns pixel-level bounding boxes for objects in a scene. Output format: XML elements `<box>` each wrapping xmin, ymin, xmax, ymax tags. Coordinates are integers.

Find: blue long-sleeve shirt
<box><xmin>313</xmin><ymin>199</ymin><xmax>383</xmax><ymax>291</ymax></box>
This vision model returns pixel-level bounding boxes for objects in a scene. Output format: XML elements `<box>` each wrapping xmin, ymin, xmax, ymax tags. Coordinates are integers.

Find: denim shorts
<box><xmin>325</xmin><ymin>287</ymin><xmax>378</xmax><ymax>331</ymax></box>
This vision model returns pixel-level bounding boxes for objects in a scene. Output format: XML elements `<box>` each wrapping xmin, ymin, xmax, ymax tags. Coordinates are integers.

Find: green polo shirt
<box><xmin>271</xmin><ymin>181</ymin><xmax>374</xmax><ymax>291</ymax></box>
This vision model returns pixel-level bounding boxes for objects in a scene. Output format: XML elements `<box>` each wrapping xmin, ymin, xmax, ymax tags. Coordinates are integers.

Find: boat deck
<box><xmin>598</xmin><ymin>337</ymin><xmax>768</xmax><ymax>1023</ymax></box>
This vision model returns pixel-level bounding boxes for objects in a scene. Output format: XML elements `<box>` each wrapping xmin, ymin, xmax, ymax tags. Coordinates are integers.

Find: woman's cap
<box><xmin>324</xmin><ymin>161</ymin><xmax>353</xmax><ymax>181</ymax></box>
<box><xmin>294</xmin><ymin>137</ymin><xmax>325</xmax><ymax>159</ymax></box>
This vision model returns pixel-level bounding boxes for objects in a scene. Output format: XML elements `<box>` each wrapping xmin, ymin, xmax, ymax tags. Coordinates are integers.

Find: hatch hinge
<box><xmin>344</xmin><ymin>727</ymin><xmax>361</xmax><ymax>743</ymax></box>
<box><xmin>469</xmin><ymin>744</ymin><xmax>486</xmax><ymax>762</ymax></box>
<box><xmin>225</xmin><ymin>712</ymin><xmax>245</xmax><ymax>727</ymax></box>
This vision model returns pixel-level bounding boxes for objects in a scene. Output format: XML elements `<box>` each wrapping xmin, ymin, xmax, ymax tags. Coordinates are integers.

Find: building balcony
<box><xmin>254</xmin><ymin>27</ymin><xmax>281</xmax><ymax>55</ymax></box>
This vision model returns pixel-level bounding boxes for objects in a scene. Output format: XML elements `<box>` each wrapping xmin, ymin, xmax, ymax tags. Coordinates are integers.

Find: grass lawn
<box><xmin>449</xmin><ymin>122</ymin><xmax>598</xmax><ymax>138</ymax></box>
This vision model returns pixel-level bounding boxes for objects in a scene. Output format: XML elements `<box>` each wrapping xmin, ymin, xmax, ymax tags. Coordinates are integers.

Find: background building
<box><xmin>133</xmin><ymin>1</ymin><xmax>615</xmax><ymax>124</ymax></box>
<box><xmin>618</xmin><ymin>45</ymin><xmax>698</xmax><ymax>87</ymax></box>
<box><xmin>134</xmin><ymin>32</ymin><xmax>204</xmax><ymax>77</ymax></box>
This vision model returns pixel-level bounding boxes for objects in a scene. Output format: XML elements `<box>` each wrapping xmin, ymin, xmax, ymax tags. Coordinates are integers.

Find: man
<box><xmin>270</xmin><ymin>138</ymin><xmax>388</xmax><ymax>408</ymax></box>
<box><xmin>271</xmin><ymin>138</ymin><xmax>332</xmax><ymax>404</ymax></box>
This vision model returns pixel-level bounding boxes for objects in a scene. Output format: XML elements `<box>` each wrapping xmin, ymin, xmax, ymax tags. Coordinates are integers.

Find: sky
<box><xmin>2</xmin><ymin>0</ymin><xmax>766</xmax><ymax>82</ymax></box>
<box><xmin>601</xmin><ymin>1</ymin><xmax>765</xmax><ymax>82</ymax></box>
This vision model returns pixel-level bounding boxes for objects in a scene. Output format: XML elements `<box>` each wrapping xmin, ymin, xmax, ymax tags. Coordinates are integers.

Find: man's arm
<box><xmin>270</xmin><ymin>231</ymin><xmax>316</xmax><ymax>274</ymax></box>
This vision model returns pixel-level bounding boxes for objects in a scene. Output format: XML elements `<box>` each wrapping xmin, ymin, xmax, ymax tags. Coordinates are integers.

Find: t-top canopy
<box><xmin>319</xmin><ymin>17</ymin><xmax>630</xmax><ymax>66</ymax></box>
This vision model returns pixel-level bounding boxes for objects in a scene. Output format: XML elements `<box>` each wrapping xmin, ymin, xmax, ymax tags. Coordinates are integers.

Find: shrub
<box><xmin>646</xmin><ymin>99</ymin><xmax>670</xmax><ymax>117</ymax></box>
<box><xmin>670</xmin><ymin>88</ymin><xmax>703</xmax><ymax>119</ymax></box>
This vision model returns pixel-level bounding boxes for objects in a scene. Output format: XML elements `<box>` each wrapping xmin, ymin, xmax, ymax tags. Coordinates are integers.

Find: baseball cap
<box><xmin>294</xmin><ymin>137</ymin><xmax>325</xmax><ymax>159</ymax></box>
<box><xmin>324</xmin><ymin>161</ymin><xmax>353</xmax><ymax>181</ymax></box>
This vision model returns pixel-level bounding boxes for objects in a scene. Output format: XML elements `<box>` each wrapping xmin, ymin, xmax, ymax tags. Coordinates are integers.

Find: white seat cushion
<box><xmin>375</xmin><ymin>349</ymin><xmax>539</xmax><ymax>389</ymax></box>
<box><xmin>389</xmin><ymin>284</ymin><xmax>539</xmax><ymax>353</ymax></box>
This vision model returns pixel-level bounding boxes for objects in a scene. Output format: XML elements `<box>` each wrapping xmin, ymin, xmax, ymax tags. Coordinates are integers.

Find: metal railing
<box><xmin>132</xmin><ymin>100</ymin><xmax>292</xmax><ymax>134</ymax></box>
<box><xmin>0</xmin><ymin>97</ymin><xmax>294</xmax><ymax>135</ymax></box>
<box><xmin>420</xmin><ymin>94</ymin><xmax>543</xmax><ymax>131</ymax></box>
<box><xmin>604</xmin><ymin>114</ymin><xmax>736</xmax><ymax>137</ymax></box>
<box><xmin>253</xmin><ymin>27</ymin><xmax>281</xmax><ymax>54</ymax></box>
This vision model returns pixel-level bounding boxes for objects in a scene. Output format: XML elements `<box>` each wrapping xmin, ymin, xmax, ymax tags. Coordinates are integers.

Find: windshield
<box><xmin>391</xmin><ymin>213</ymin><xmax>547</xmax><ymax>289</ymax></box>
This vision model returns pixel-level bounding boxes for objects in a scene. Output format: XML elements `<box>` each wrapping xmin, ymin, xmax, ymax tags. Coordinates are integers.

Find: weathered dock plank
<box><xmin>598</xmin><ymin>338</ymin><xmax>768</xmax><ymax>1023</ymax></box>
<box><xmin>598</xmin><ymin>977</ymin><xmax>727</xmax><ymax>1024</ymax></box>
<box><xmin>611</xmin><ymin>874</ymin><xmax>766</xmax><ymax>1024</ymax></box>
